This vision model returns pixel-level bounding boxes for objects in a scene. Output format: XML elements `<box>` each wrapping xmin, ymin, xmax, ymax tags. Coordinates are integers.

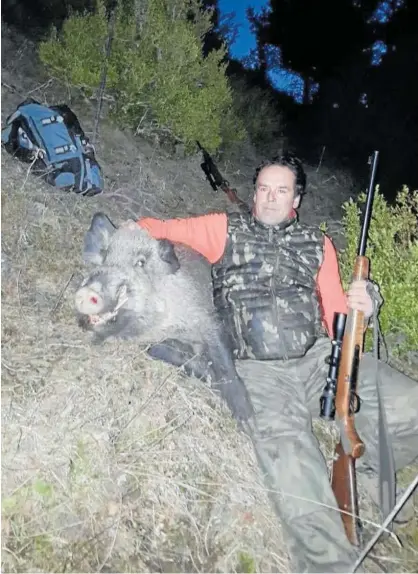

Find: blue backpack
<box><xmin>1</xmin><ymin>98</ymin><xmax>104</xmax><ymax>196</ymax></box>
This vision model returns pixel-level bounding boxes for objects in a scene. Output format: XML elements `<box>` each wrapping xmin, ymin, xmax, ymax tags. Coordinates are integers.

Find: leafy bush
<box><xmin>38</xmin><ymin>1</ymin><xmax>113</xmax><ymax>95</ymax></box>
<box><xmin>339</xmin><ymin>185</ymin><xmax>418</xmax><ymax>355</ymax></box>
<box><xmin>228</xmin><ymin>75</ymin><xmax>283</xmax><ymax>151</ymax></box>
<box><xmin>38</xmin><ymin>0</ymin><xmax>245</xmax><ymax>153</ymax></box>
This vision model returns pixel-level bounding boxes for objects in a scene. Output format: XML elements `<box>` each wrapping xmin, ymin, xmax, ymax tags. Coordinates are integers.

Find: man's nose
<box><xmin>267</xmin><ymin>188</ymin><xmax>279</xmax><ymax>201</ymax></box>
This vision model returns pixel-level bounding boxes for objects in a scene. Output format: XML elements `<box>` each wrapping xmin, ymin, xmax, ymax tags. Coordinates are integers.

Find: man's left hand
<box><xmin>347</xmin><ymin>279</ymin><xmax>374</xmax><ymax>319</ymax></box>
<box><xmin>120</xmin><ymin>219</ymin><xmax>137</xmax><ymax>231</ymax></box>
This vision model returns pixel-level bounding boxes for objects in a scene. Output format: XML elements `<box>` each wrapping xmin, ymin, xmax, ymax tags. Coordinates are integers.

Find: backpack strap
<box><xmin>2</xmin><ymin>113</ymin><xmax>45</xmax><ymax>167</ymax></box>
<box><xmin>51</xmin><ymin>104</ymin><xmax>86</xmax><ymax>139</ymax></box>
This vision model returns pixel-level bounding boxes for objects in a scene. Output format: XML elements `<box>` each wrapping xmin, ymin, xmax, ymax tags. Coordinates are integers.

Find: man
<box><xmin>129</xmin><ymin>153</ymin><xmax>418</xmax><ymax>572</ymax></box>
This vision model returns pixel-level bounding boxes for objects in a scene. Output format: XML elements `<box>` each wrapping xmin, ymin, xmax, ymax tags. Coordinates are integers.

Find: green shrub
<box><xmin>228</xmin><ymin>75</ymin><xmax>283</xmax><ymax>151</ymax></box>
<box><xmin>38</xmin><ymin>1</ymin><xmax>113</xmax><ymax>96</ymax></box>
<box><xmin>339</xmin><ymin>185</ymin><xmax>418</xmax><ymax>355</ymax></box>
<box><xmin>38</xmin><ymin>0</ymin><xmax>245</xmax><ymax>153</ymax></box>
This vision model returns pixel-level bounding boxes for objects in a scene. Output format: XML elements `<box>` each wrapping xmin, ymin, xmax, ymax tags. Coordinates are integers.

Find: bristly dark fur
<box><xmin>75</xmin><ymin>212</ymin><xmax>255</xmax><ymax>422</ymax></box>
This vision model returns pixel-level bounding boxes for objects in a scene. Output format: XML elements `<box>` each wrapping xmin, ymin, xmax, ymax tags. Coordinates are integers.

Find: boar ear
<box><xmin>83</xmin><ymin>212</ymin><xmax>117</xmax><ymax>265</ymax></box>
<box><xmin>157</xmin><ymin>240</ymin><xmax>180</xmax><ymax>274</ymax></box>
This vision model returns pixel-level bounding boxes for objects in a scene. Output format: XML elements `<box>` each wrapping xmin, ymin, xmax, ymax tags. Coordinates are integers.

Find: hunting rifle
<box><xmin>320</xmin><ymin>151</ymin><xmax>383</xmax><ymax>547</ymax></box>
<box><xmin>196</xmin><ymin>141</ymin><xmax>249</xmax><ymax>211</ymax></box>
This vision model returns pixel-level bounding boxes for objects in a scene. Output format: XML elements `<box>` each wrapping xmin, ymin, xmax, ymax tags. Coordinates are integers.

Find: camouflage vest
<box><xmin>212</xmin><ymin>210</ymin><xmax>325</xmax><ymax>361</ymax></box>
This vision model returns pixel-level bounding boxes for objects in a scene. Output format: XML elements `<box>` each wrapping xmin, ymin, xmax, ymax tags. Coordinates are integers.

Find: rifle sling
<box><xmin>368</xmin><ymin>281</ymin><xmax>396</xmax><ymax>532</ymax></box>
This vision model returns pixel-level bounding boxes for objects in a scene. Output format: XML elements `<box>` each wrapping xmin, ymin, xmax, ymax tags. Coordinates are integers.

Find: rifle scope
<box><xmin>320</xmin><ymin>312</ymin><xmax>347</xmax><ymax>421</ymax></box>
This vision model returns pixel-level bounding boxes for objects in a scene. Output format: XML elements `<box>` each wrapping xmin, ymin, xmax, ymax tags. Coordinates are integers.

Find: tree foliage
<box><xmin>360</xmin><ymin>1</ymin><xmax>418</xmax><ymax>196</ymax></box>
<box><xmin>303</xmin><ymin>0</ymin><xmax>418</xmax><ymax>196</ymax></box>
<box><xmin>247</xmin><ymin>0</ymin><xmax>381</xmax><ymax>104</ymax></box>
<box><xmin>339</xmin><ymin>186</ymin><xmax>418</xmax><ymax>356</ymax></box>
<box><xmin>245</xmin><ymin>0</ymin><xmax>418</xmax><ymax>196</ymax></box>
<box><xmin>227</xmin><ymin>75</ymin><xmax>284</xmax><ymax>152</ymax></box>
<box><xmin>38</xmin><ymin>0</ymin><xmax>246</xmax><ymax>153</ymax></box>
<box><xmin>2</xmin><ymin>0</ymin><xmax>96</xmax><ymax>33</ymax></box>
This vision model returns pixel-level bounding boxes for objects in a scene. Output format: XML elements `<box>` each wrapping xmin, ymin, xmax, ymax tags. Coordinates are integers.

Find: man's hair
<box><xmin>252</xmin><ymin>152</ymin><xmax>307</xmax><ymax>196</ymax></box>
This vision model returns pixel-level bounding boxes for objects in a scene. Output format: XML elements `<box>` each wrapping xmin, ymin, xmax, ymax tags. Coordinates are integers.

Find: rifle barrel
<box><xmin>358</xmin><ymin>151</ymin><xmax>379</xmax><ymax>257</ymax></box>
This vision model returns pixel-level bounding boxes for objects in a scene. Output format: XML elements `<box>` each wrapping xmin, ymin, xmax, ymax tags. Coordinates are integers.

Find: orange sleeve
<box><xmin>137</xmin><ymin>212</ymin><xmax>228</xmax><ymax>264</ymax></box>
<box><xmin>317</xmin><ymin>235</ymin><xmax>348</xmax><ymax>337</ymax></box>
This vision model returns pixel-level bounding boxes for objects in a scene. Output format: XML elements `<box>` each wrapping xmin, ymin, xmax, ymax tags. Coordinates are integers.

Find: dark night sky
<box><xmin>218</xmin><ymin>0</ymin><xmax>305</xmax><ymax>100</ymax></box>
<box><xmin>218</xmin><ymin>0</ymin><xmax>396</xmax><ymax>102</ymax></box>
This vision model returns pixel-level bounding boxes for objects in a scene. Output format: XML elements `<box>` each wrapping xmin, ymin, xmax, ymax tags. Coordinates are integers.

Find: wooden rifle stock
<box><xmin>220</xmin><ymin>182</ymin><xmax>250</xmax><ymax>210</ymax></box>
<box><xmin>331</xmin><ymin>151</ymin><xmax>380</xmax><ymax>547</ymax></box>
<box><xmin>332</xmin><ymin>255</ymin><xmax>368</xmax><ymax>546</ymax></box>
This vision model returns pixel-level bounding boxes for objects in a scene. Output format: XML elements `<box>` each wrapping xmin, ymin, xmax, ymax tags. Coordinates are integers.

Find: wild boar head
<box><xmin>74</xmin><ymin>212</ymin><xmax>180</xmax><ymax>341</ymax></box>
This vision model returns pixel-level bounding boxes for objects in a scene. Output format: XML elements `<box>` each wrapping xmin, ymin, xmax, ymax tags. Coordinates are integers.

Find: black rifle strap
<box><xmin>367</xmin><ymin>281</ymin><xmax>396</xmax><ymax>532</ymax></box>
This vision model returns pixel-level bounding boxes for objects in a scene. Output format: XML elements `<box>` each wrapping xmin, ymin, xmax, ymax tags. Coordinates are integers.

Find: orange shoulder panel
<box><xmin>137</xmin><ymin>212</ymin><xmax>228</xmax><ymax>264</ymax></box>
<box><xmin>317</xmin><ymin>235</ymin><xmax>348</xmax><ymax>336</ymax></box>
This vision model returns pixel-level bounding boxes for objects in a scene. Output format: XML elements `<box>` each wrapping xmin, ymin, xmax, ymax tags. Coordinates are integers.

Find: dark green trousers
<box><xmin>237</xmin><ymin>336</ymin><xmax>418</xmax><ymax>573</ymax></box>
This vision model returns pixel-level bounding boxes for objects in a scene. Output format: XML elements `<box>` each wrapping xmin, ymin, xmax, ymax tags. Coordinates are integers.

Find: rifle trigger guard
<box><xmin>350</xmin><ymin>392</ymin><xmax>361</xmax><ymax>415</ymax></box>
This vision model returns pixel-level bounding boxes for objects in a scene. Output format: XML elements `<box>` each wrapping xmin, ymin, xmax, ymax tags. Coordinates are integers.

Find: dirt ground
<box><xmin>1</xmin><ymin>24</ymin><xmax>417</xmax><ymax>574</ymax></box>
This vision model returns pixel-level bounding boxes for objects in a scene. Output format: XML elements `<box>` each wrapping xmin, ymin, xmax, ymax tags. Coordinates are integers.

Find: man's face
<box><xmin>253</xmin><ymin>164</ymin><xmax>301</xmax><ymax>226</ymax></box>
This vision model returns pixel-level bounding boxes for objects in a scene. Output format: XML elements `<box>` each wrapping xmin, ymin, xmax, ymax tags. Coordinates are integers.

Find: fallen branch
<box><xmin>352</xmin><ymin>473</ymin><xmax>418</xmax><ymax>572</ymax></box>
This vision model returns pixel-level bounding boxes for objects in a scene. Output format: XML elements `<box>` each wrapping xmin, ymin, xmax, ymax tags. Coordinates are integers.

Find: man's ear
<box><xmin>293</xmin><ymin>194</ymin><xmax>301</xmax><ymax>209</ymax></box>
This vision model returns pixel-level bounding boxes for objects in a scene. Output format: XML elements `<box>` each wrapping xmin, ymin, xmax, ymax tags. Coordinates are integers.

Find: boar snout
<box><xmin>75</xmin><ymin>286</ymin><xmax>105</xmax><ymax>316</ymax></box>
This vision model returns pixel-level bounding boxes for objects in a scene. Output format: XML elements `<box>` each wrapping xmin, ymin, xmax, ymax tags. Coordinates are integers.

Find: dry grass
<box><xmin>1</xmin><ymin>149</ymin><xmax>293</xmax><ymax>573</ymax></box>
<box><xmin>1</xmin><ymin>31</ymin><xmax>285</xmax><ymax>569</ymax></box>
<box><xmin>3</xmin><ymin>136</ymin><xmax>417</xmax><ymax>574</ymax></box>
<box><xmin>1</xmin><ymin>23</ymin><xmax>417</xmax><ymax>574</ymax></box>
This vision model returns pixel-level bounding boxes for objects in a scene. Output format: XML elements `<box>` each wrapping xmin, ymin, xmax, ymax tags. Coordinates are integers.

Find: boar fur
<box><xmin>74</xmin><ymin>212</ymin><xmax>254</xmax><ymax>422</ymax></box>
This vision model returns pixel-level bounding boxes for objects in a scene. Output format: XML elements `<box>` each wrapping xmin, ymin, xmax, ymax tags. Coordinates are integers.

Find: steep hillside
<box><xmin>0</xmin><ymin>26</ymin><xmax>358</xmax><ymax>238</ymax></box>
<box><xmin>2</xmin><ymin>24</ymin><xmax>417</xmax><ymax>574</ymax></box>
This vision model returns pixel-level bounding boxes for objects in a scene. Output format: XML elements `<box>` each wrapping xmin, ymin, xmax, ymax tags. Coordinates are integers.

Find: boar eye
<box><xmin>135</xmin><ymin>255</ymin><xmax>147</xmax><ymax>267</ymax></box>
